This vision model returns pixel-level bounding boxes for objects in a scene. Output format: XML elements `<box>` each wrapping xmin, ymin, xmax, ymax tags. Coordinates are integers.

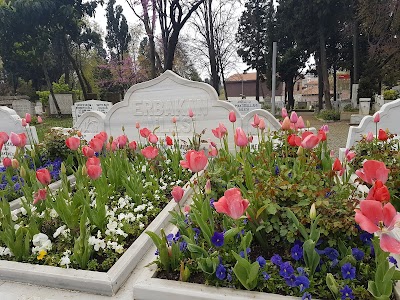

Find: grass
<box><xmin>34</xmin><ymin>116</ymin><xmax>73</xmax><ymax>141</ymax></box>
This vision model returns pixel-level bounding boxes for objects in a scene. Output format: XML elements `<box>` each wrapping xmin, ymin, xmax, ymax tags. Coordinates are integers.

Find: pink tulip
<box><xmin>373</xmin><ymin>112</ymin><xmax>380</xmax><ymax>123</ymax></box>
<box><xmin>356</xmin><ymin>160</ymin><xmax>389</xmax><ymax>185</ymax></box>
<box><xmin>172</xmin><ymin>116</ymin><xmax>177</xmax><ymax>123</ymax></box>
<box><xmin>87</xmin><ymin>165</ymin><xmax>102</xmax><ymax>180</ymax></box>
<box><xmin>0</xmin><ymin>140</ymin><xmax>3</xmax><ymax>152</ymax></box>
<box><xmin>332</xmin><ymin>158</ymin><xmax>342</xmax><ymax>172</ymax></box>
<box><xmin>188</xmin><ymin>109</ymin><xmax>194</xmax><ymax>118</ymax></box>
<box><xmin>208</xmin><ymin>145</ymin><xmax>218</xmax><ymax>157</ymax></box>
<box><xmin>259</xmin><ymin>118</ymin><xmax>266</xmax><ymax>130</ymax></box>
<box><xmin>218</xmin><ymin>123</ymin><xmax>227</xmax><ymax>136</ymax></box>
<box><xmin>37</xmin><ymin>116</ymin><xmax>43</xmax><ymax>124</ymax></box>
<box><xmin>251</xmin><ymin>114</ymin><xmax>260</xmax><ymax>128</ymax></box>
<box><xmin>33</xmin><ymin>189</ymin><xmax>47</xmax><ymax>205</ymax></box>
<box><xmin>229</xmin><ymin>111</ymin><xmax>236</xmax><ymax>123</ymax></box>
<box><xmin>136</xmin><ymin>122</ymin><xmax>140</xmax><ymax>129</ymax></box>
<box><xmin>3</xmin><ymin>157</ymin><xmax>11</xmax><ymax>168</ymax></box>
<box><xmin>330</xmin><ymin>150</ymin><xmax>335</xmax><ymax>158</ymax></box>
<box><xmin>281</xmin><ymin>107</ymin><xmax>288</xmax><ymax>118</ymax></box>
<box><xmin>234</xmin><ymin>127</ymin><xmax>248</xmax><ymax>147</ymax></box>
<box><xmin>10</xmin><ymin>132</ymin><xmax>20</xmax><ymax>147</ymax></box>
<box><xmin>214</xmin><ymin>188</ymin><xmax>249</xmax><ymax>219</ymax></box>
<box><xmin>0</xmin><ymin>132</ymin><xmax>9</xmax><ymax>143</ymax></box>
<box><xmin>129</xmin><ymin>141</ymin><xmax>137</xmax><ymax>150</ymax></box>
<box><xmin>180</xmin><ymin>150</ymin><xmax>208</xmax><ymax>173</ymax></box>
<box><xmin>36</xmin><ymin>169</ymin><xmax>51</xmax><ymax>186</ymax></box>
<box><xmin>281</xmin><ymin>117</ymin><xmax>291</xmax><ymax>130</ymax></box>
<box><xmin>296</xmin><ymin>116</ymin><xmax>305</xmax><ymax>129</ymax></box>
<box><xmin>140</xmin><ymin>128</ymin><xmax>151</xmax><ymax>138</ymax></box>
<box><xmin>148</xmin><ymin>133</ymin><xmax>158</xmax><ymax>144</ymax></box>
<box><xmin>94</xmin><ymin>131</ymin><xmax>108</xmax><ymax>143</ymax></box>
<box><xmin>248</xmin><ymin>135</ymin><xmax>253</xmax><ymax>143</ymax></box>
<box><xmin>212</xmin><ymin>127</ymin><xmax>223</xmax><ymax>139</ymax></box>
<box><xmin>171</xmin><ymin>186</ymin><xmax>185</xmax><ymax>202</ymax></box>
<box><xmin>86</xmin><ymin>157</ymin><xmax>101</xmax><ymax>167</ymax></box>
<box><xmin>141</xmin><ymin>146</ymin><xmax>159</xmax><ymax>159</ymax></box>
<box><xmin>25</xmin><ymin>113</ymin><xmax>31</xmax><ymax>123</ymax></box>
<box><xmin>346</xmin><ymin>151</ymin><xmax>356</xmax><ymax>161</ymax></box>
<box><xmin>301</xmin><ymin>133</ymin><xmax>320</xmax><ymax>149</ymax></box>
<box><xmin>320</xmin><ymin>124</ymin><xmax>329</xmax><ymax>133</ymax></box>
<box><xmin>116</xmin><ymin>135</ymin><xmax>128</xmax><ymax>148</ymax></box>
<box><xmin>355</xmin><ymin>200</ymin><xmax>400</xmax><ymax>253</ymax></box>
<box><xmin>205</xmin><ymin>179</ymin><xmax>211</xmax><ymax>194</ymax></box>
<box><xmin>290</xmin><ymin>111</ymin><xmax>298</xmax><ymax>123</ymax></box>
<box><xmin>21</xmin><ymin>118</ymin><xmax>27</xmax><ymax>127</ymax></box>
<box><xmin>82</xmin><ymin>146</ymin><xmax>95</xmax><ymax>158</ymax></box>
<box><xmin>107</xmin><ymin>142</ymin><xmax>117</xmax><ymax>152</ymax></box>
<box><xmin>366</xmin><ymin>132</ymin><xmax>374</xmax><ymax>142</ymax></box>
<box><xmin>65</xmin><ymin>137</ymin><xmax>80</xmax><ymax>151</ymax></box>
<box><xmin>89</xmin><ymin>138</ymin><xmax>104</xmax><ymax>153</ymax></box>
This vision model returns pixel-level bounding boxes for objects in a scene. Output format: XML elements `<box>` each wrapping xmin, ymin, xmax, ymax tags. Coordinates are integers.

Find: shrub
<box><xmin>383</xmin><ymin>90</ymin><xmax>399</xmax><ymax>100</ymax></box>
<box><xmin>316</xmin><ymin>109</ymin><xmax>340</xmax><ymax>121</ymax></box>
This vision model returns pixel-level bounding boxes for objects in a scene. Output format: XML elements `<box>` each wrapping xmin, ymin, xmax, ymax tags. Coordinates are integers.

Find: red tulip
<box><xmin>188</xmin><ymin>109</ymin><xmax>194</xmax><ymax>118</ymax></box>
<box><xmin>140</xmin><ymin>128</ymin><xmax>151</xmax><ymax>138</ymax></box>
<box><xmin>171</xmin><ymin>186</ymin><xmax>185</xmax><ymax>202</ymax></box>
<box><xmin>346</xmin><ymin>151</ymin><xmax>356</xmax><ymax>162</ymax></box>
<box><xmin>148</xmin><ymin>133</ymin><xmax>158</xmax><ymax>144</ymax></box>
<box><xmin>86</xmin><ymin>157</ymin><xmax>101</xmax><ymax>167</ymax></box>
<box><xmin>214</xmin><ymin>188</ymin><xmax>249</xmax><ymax>219</ymax></box>
<box><xmin>165</xmin><ymin>136</ymin><xmax>173</xmax><ymax>146</ymax></box>
<box><xmin>373</xmin><ymin>112</ymin><xmax>380</xmax><ymax>123</ymax></box>
<box><xmin>180</xmin><ymin>150</ymin><xmax>208</xmax><ymax>173</ymax></box>
<box><xmin>129</xmin><ymin>141</ymin><xmax>137</xmax><ymax>150</ymax></box>
<box><xmin>0</xmin><ymin>132</ymin><xmax>9</xmax><ymax>143</ymax></box>
<box><xmin>21</xmin><ymin>118</ymin><xmax>27</xmax><ymax>127</ymax></box>
<box><xmin>89</xmin><ymin>138</ymin><xmax>104</xmax><ymax>153</ymax></box>
<box><xmin>65</xmin><ymin>137</ymin><xmax>80</xmax><ymax>151</ymax></box>
<box><xmin>87</xmin><ymin>165</ymin><xmax>102</xmax><ymax>180</ymax></box>
<box><xmin>172</xmin><ymin>116</ymin><xmax>177</xmax><ymax>123</ymax></box>
<box><xmin>25</xmin><ymin>113</ymin><xmax>31</xmax><ymax>124</ymax></box>
<box><xmin>36</xmin><ymin>169</ymin><xmax>51</xmax><ymax>186</ymax></box>
<box><xmin>94</xmin><ymin>131</ymin><xmax>108</xmax><ymax>143</ymax></box>
<box><xmin>82</xmin><ymin>146</ymin><xmax>95</xmax><ymax>158</ymax></box>
<box><xmin>301</xmin><ymin>132</ymin><xmax>320</xmax><ymax>149</ymax></box>
<box><xmin>366</xmin><ymin>180</ymin><xmax>390</xmax><ymax>202</ymax></box>
<box><xmin>234</xmin><ymin>127</ymin><xmax>248</xmax><ymax>147</ymax></box>
<box><xmin>37</xmin><ymin>116</ymin><xmax>43</xmax><ymax>124</ymax></box>
<box><xmin>378</xmin><ymin>129</ymin><xmax>388</xmax><ymax>141</ymax></box>
<box><xmin>281</xmin><ymin>117</ymin><xmax>291</xmax><ymax>130</ymax></box>
<box><xmin>355</xmin><ymin>200</ymin><xmax>400</xmax><ymax>253</ymax></box>
<box><xmin>356</xmin><ymin>160</ymin><xmax>389</xmax><ymax>185</ymax></box>
<box><xmin>317</xmin><ymin>129</ymin><xmax>327</xmax><ymax>141</ymax></box>
<box><xmin>229</xmin><ymin>111</ymin><xmax>236</xmax><ymax>123</ymax></box>
<box><xmin>332</xmin><ymin>158</ymin><xmax>342</xmax><ymax>172</ymax></box>
<box><xmin>0</xmin><ymin>140</ymin><xmax>3</xmax><ymax>152</ymax></box>
<box><xmin>3</xmin><ymin>157</ymin><xmax>11</xmax><ymax>168</ymax></box>
<box><xmin>141</xmin><ymin>146</ymin><xmax>159</xmax><ymax>159</ymax></box>
<box><xmin>33</xmin><ymin>189</ymin><xmax>47</xmax><ymax>205</ymax></box>
<box><xmin>287</xmin><ymin>134</ymin><xmax>301</xmax><ymax>147</ymax></box>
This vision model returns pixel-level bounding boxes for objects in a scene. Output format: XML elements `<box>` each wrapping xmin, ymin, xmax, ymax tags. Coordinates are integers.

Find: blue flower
<box><xmin>239</xmin><ymin>248</ymin><xmax>251</xmax><ymax>258</ymax></box>
<box><xmin>226</xmin><ymin>270</ymin><xmax>232</xmax><ymax>282</ymax></box>
<box><xmin>216</xmin><ymin>264</ymin><xmax>226</xmax><ymax>280</ymax></box>
<box><xmin>302</xmin><ymin>292</ymin><xmax>312</xmax><ymax>300</ymax></box>
<box><xmin>360</xmin><ymin>232</ymin><xmax>373</xmax><ymax>245</ymax></box>
<box><xmin>295</xmin><ymin>276</ymin><xmax>310</xmax><ymax>292</ymax></box>
<box><xmin>284</xmin><ymin>274</ymin><xmax>296</xmax><ymax>287</ymax></box>
<box><xmin>389</xmin><ymin>256</ymin><xmax>398</xmax><ymax>268</ymax></box>
<box><xmin>166</xmin><ymin>233</ymin><xmax>174</xmax><ymax>244</ymax></box>
<box><xmin>193</xmin><ymin>228</ymin><xmax>200</xmax><ymax>240</ymax></box>
<box><xmin>291</xmin><ymin>244</ymin><xmax>303</xmax><ymax>261</ymax></box>
<box><xmin>351</xmin><ymin>248</ymin><xmax>364</xmax><ymax>261</ymax></box>
<box><xmin>279</xmin><ymin>262</ymin><xmax>294</xmax><ymax>278</ymax></box>
<box><xmin>324</xmin><ymin>247</ymin><xmax>339</xmax><ymax>261</ymax></box>
<box><xmin>262</xmin><ymin>272</ymin><xmax>270</xmax><ymax>280</ymax></box>
<box><xmin>271</xmin><ymin>254</ymin><xmax>283</xmax><ymax>266</ymax></box>
<box><xmin>340</xmin><ymin>285</ymin><xmax>354</xmax><ymax>299</ymax></box>
<box><xmin>179</xmin><ymin>241</ymin><xmax>187</xmax><ymax>251</ymax></box>
<box><xmin>297</xmin><ymin>267</ymin><xmax>307</xmax><ymax>277</ymax></box>
<box><xmin>256</xmin><ymin>256</ymin><xmax>266</xmax><ymax>268</ymax></box>
<box><xmin>341</xmin><ymin>263</ymin><xmax>356</xmax><ymax>280</ymax></box>
<box><xmin>209</xmin><ymin>198</ymin><xmax>215</xmax><ymax>208</ymax></box>
<box><xmin>274</xmin><ymin>165</ymin><xmax>280</xmax><ymax>175</ymax></box>
<box><xmin>211</xmin><ymin>232</ymin><xmax>224</xmax><ymax>247</ymax></box>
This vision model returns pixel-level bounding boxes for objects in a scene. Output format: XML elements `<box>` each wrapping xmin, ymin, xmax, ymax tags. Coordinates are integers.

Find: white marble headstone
<box><xmin>74</xmin><ymin>111</ymin><xmax>106</xmax><ymax>141</ymax></box>
<box><xmin>72</xmin><ymin>100</ymin><xmax>112</xmax><ymax>125</ymax></box>
<box><xmin>12</xmin><ymin>99</ymin><xmax>35</xmax><ymax>117</ymax></box>
<box><xmin>230</xmin><ymin>99</ymin><xmax>261</xmax><ymax>115</ymax></box>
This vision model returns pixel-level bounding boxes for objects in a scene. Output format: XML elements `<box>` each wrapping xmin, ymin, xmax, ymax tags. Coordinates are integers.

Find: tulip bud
<box><xmin>20</xmin><ymin>166</ymin><xmax>27</xmax><ymax>179</ymax></box>
<box><xmin>61</xmin><ymin>162</ymin><xmax>66</xmax><ymax>174</ymax></box>
<box><xmin>297</xmin><ymin>146</ymin><xmax>304</xmax><ymax>156</ymax></box>
<box><xmin>82</xmin><ymin>165</ymin><xmax>87</xmax><ymax>176</ymax></box>
<box><xmin>37</xmin><ymin>116</ymin><xmax>43</xmax><ymax>124</ymax></box>
<box><xmin>306</xmin><ymin>120</ymin><xmax>310</xmax><ymax>128</ymax></box>
<box><xmin>77</xmin><ymin>131</ymin><xmax>82</xmax><ymax>138</ymax></box>
<box><xmin>229</xmin><ymin>111</ymin><xmax>236</xmax><ymax>123</ymax></box>
<box><xmin>136</xmin><ymin>122</ymin><xmax>140</xmax><ymax>129</ymax></box>
<box><xmin>172</xmin><ymin>131</ymin><xmax>176</xmax><ymax>137</ymax></box>
<box><xmin>21</xmin><ymin>118</ymin><xmax>27</xmax><ymax>127</ymax></box>
<box><xmin>373</xmin><ymin>112</ymin><xmax>380</xmax><ymax>123</ymax></box>
<box><xmin>122</xmin><ymin>125</ymin><xmax>125</xmax><ymax>132</ymax></box>
<box><xmin>205</xmin><ymin>180</ymin><xmax>211</xmax><ymax>194</ymax></box>
<box><xmin>172</xmin><ymin>116</ymin><xmax>177</xmax><ymax>123</ymax></box>
<box><xmin>30</xmin><ymin>148</ymin><xmax>36</xmax><ymax>159</ymax></box>
<box><xmin>11</xmin><ymin>159</ymin><xmax>19</xmax><ymax>169</ymax></box>
<box><xmin>310</xmin><ymin>203</ymin><xmax>316</xmax><ymax>220</ymax></box>
<box><xmin>326</xmin><ymin>273</ymin><xmax>339</xmax><ymax>296</ymax></box>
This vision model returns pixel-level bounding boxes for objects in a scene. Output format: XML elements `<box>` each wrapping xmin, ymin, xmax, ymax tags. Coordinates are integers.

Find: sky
<box><xmin>91</xmin><ymin>1</ymin><xmax>249</xmax><ymax>79</ymax></box>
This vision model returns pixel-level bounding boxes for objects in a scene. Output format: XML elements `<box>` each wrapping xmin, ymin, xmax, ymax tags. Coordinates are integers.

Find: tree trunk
<box><xmin>317</xmin><ymin>56</ymin><xmax>323</xmax><ymax>112</ymax></box>
<box><xmin>353</xmin><ymin>19</ymin><xmax>359</xmax><ymax>83</ymax></box>
<box><xmin>219</xmin><ymin>57</ymin><xmax>228</xmax><ymax>100</ymax></box>
<box><xmin>205</xmin><ymin>0</ymin><xmax>219</xmax><ymax>94</ymax></box>
<box><xmin>319</xmin><ymin>29</ymin><xmax>332</xmax><ymax>109</ymax></box>
<box><xmin>286</xmin><ymin>79</ymin><xmax>294</xmax><ymax>110</ymax></box>
<box><xmin>333</xmin><ymin>64</ymin><xmax>337</xmax><ymax>103</ymax></box>
<box><xmin>256</xmin><ymin>70</ymin><xmax>260</xmax><ymax>101</ymax></box>
<box><xmin>63</xmin><ymin>36</ymin><xmax>88</xmax><ymax>100</ymax></box>
<box><xmin>41</xmin><ymin>55</ymin><xmax>61</xmax><ymax>116</ymax></box>
<box><xmin>148</xmin><ymin>35</ymin><xmax>157</xmax><ymax>78</ymax></box>
<box><xmin>164</xmin><ymin>30</ymin><xmax>180</xmax><ymax>70</ymax></box>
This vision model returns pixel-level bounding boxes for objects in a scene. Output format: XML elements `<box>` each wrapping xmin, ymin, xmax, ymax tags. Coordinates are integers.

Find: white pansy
<box><xmin>60</xmin><ymin>256</ymin><xmax>71</xmax><ymax>268</ymax></box>
<box><xmin>115</xmin><ymin>228</ymin><xmax>128</xmax><ymax>237</ymax></box>
<box><xmin>20</xmin><ymin>207</ymin><xmax>27</xmax><ymax>215</ymax></box>
<box><xmin>32</xmin><ymin>233</ymin><xmax>52</xmax><ymax>254</ymax></box>
<box><xmin>107</xmin><ymin>220</ymin><xmax>118</xmax><ymax>232</ymax></box>
<box><xmin>118</xmin><ymin>213</ymin><xmax>126</xmax><ymax>221</ymax></box>
<box><xmin>14</xmin><ymin>224</ymin><xmax>20</xmax><ymax>231</ymax></box>
<box><xmin>88</xmin><ymin>236</ymin><xmax>106</xmax><ymax>251</ymax></box>
<box><xmin>53</xmin><ymin>225</ymin><xmax>67</xmax><ymax>239</ymax></box>
<box><xmin>136</xmin><ymin>214</ymin><xmax>143</xmax><ymax>220</ymax></box>
<box><xmin>165</xmin><ymin>159</ymin><xmax>171</xmax><ymax>164</ymax></box>
<box><xmin>0</xmin><ymin>247</ymin><xmax>13</xmax><ymax>257</ymax></box>
<box><xmin>49</xmin><ymin>209</ymin><xmax>58</xmax><ymax>218</ymax></box>
<box><xmin>139</xmin><ymin>222</ymin><xmax>145</xmax><ymax>230</ymax></box>
<box><xmin>141</xmin><ymin>165</ymin><xmax>146</xmax><ymax>173</ymax></box>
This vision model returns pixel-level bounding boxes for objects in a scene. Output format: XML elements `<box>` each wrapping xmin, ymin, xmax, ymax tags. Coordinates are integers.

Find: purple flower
<box><xmin>271</xmin><ymin>254</ymin><xmax>283</xmax><ymax>266</ymax></box>
<box><xmin>295</xmin><ymin>275</ymin><xmax>310</xmax><ymax>292</ymax></box>
<box><xmin>324</xmin><ymin>247</ymin><xmax>339</xmax><ymax>261</ymax></box>
<box><xmin>226</xmin><ymin>269</ymin><xmax>232</xmax><ymax>282</ymax></box>
<box><xmin>262</xmin><ymin>271</ymin><xmax>270</xmax><ymax>280</ymax></box>
<box><xmin>297</xmin><ymin>267</ymin><xmax>307</xmax><ymax>277</ymax></box>
<box><xmin>216</xmin><ymin>264</ymin><xmax>226</xmax><ymax>280</ymax></box>
<box><xmin>351</xmin><ymin>248</ymin><xmax>364</xmax><ymax>261</ymax></box>
<box><xmin>274</xmin><ymin>165</ymin><xmax>280</xmax><ymax>175</ymax></box>
<box><xmin>179</xmin><ymin>241</ymin><xmax>187</xmax><ymax>251</ymax></box>
<box><xmin>239</xmin><ymin>248</ymin><xmax>251</xmax><ymax>258</ymax></box>
<box><xmin>284</xmin><ymin>274</ymin><xmax>297</xmax><ymax>287</ymax></box>
<box><xmin>211</xmin><ymin>232</ymin><xmax>224</xmax><ymax>247</ymax></box>
<box><xmin>291</xmin><ymin>244</ymin><xmax>303</xmax><ymax>261</ymax></box>
<box><xmin>389</xmin><ymin>256</ymin><xmax>398</xmax><ymax>268</ymax></box>
<box><xmin>340</xmin><ymin>285</ymin><xmax>354</xmax><ymax>299</ymax></box>
<box><xmin>209</xmin><ymin>198</ymin><xmax>215</xmax><ymax>208</ymax></box>
<box><xmin>302</xmin><ymin>292</ymin><xmax>312</xmax><ymax>300</ymax></box>
<box><xmin>360</xmin><ymin>232</ymin><xmax>373</xmax><ymax>245</ymax></box>
<box><xmin>256</xmin><ymin>256</ymin><xmax>266</xmax><ymax>268</ymax></box>
<box><xmin>279</xmin><ymin>262</ymin><xmax>294</xmax><ymax>278</ymax></box>
<box><xmin>341</xmin><ymin>263</ymin><xmax>356</xmax><ymax>280</ymax></box>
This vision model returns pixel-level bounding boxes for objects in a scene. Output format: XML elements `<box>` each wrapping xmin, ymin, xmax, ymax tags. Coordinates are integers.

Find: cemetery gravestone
<box><xmin>49</xmin><ymin>94</ymin><xmax>73</xmax><ymax>115</ymax></box>
<box><xmin>72</xmin><ymin>100</ymin><xmax>112</xmax><ymax>125</ymax></box>
<box><xmin>74</xmin><ymin>111</ymin><xmax>106</xmax><ymax>141</ymax></box>
<box><xmin>230</xmin><ymin>99</ymin><xmax>261</xmax><ymax>115</ymax></box>
<box><xmin>12</xmin><ymin>99</ymin><xmax>35</xmax><ymax>117</ymax></box>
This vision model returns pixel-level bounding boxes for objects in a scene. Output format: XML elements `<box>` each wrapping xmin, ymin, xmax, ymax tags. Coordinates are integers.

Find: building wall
<box><xmin>225</xmin><ymin>80</ymin><xmax>282</xmax><ymax>100</ymax></box>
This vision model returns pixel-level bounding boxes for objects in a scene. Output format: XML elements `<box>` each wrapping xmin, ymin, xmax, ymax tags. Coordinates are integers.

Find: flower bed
<box><xmin>144</xmin><ymin>110</ymin><xmax>400</xmax><ymax>299</ymax></box>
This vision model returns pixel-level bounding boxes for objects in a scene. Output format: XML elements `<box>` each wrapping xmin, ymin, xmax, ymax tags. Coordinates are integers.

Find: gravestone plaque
<box><xmin>0</xmin><ymin>140</ymin><xmax>17</xmax><ymax>162</ymax></box>
<box><xmin>12</xmin><ymin>99</ymin><xmax>34</xmax><ymax>117</ymax></box>
<box><xmin>230</xmin><ymin>99</ymin><xmax>261</xmax><ymax>115</ymax></box>
<box><xmin>49</xmin><ymin>94</ymin><xmax>73</xmax><ymax>115</ymax></box>
<box><xmin>100</xmin><ymin>71</ymin><xmax>280</xmax><ymax>150</ymax></box>
<box><xmin>72</xmin><ymin>100</ymin><xmax>112</xmax><ymax>125</ymax></box>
